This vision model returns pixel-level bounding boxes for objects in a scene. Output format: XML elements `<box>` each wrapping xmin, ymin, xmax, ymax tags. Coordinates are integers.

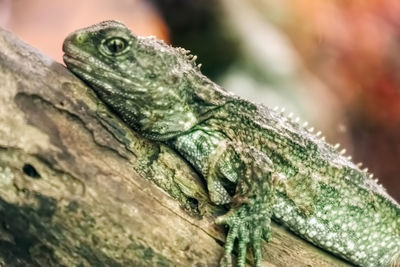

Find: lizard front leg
<box><xmin>216</xmin><ymin>147</ymin><xmax>276</xmax><ymax>267</ymax></box>
<box><xmin>173</xmin><ymin>130</ymin><xmax>276</xmax><ymax>266</ymax></box>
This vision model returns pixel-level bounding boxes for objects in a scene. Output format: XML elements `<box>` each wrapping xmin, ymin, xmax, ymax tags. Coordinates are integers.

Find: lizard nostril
<box><xmin>76</xmin><ymin>33</ymin><xmax>87</xmax><ymax>44</ymax></box>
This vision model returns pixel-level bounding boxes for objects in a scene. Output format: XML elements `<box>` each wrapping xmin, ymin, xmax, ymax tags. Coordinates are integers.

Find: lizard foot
<box><xmin>217</xmin><ymin>202</ymin><xmax>271</xmax><ymax>267</ymax></box>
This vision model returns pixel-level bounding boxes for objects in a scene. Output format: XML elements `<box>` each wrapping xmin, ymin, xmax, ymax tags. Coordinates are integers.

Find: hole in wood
<box><xmin>22</xmin><ymin>164</ymin><xmax>41</xmax><ymax>179</ymax></box>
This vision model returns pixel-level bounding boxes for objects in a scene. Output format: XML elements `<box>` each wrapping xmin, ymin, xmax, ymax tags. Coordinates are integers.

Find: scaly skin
<box><xmin>63</xmin><ymin>21</ymin><xmax>400</xmax><ymax>266</ymax></box>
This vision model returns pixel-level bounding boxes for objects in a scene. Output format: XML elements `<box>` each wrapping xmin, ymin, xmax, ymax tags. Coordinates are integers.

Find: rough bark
<box><xmin>0</xmin><ymin>28</ymin><xmax>351</xmax><ymax>266</ymax></box>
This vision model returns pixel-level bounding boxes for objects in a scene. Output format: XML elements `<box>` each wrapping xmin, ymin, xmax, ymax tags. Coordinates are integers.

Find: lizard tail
<box><xmin>390</xmin><ymin>250</ymin><xmax>400</xmax><ymax>267</ymax></box>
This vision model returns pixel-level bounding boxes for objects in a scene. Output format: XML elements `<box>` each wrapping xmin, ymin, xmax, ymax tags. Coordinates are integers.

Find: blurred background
<box><xmin>1</xmin><ymin>0</ymin><xmax>399</xmax><ymax>201</ymax></box>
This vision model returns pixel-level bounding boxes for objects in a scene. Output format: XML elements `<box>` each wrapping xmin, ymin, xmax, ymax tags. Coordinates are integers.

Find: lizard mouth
<box><xmin>62</xmin><ymin>39</ymin><xmax>102</xmax><ymax>75</ymax></box>
<box><xmin>62</xmin><ymin>42</ymin><xmax>151</xmax><ymax>103</ymax></box>
<box><xmin>62</xmin><ymin>41</ymin><xmax>124</xmax><ymax>96</ymax></box>
<box><xmin>63</xmin><ymin>54</ymin><xmax>91</xmax><ymax>74</ymax></box>
<box><xmin>62</xmin><ymin>51</ymin><xmax>121</xmax><ymax>100</ymax></box>
<box><xmin>62</xmin><ymin>39</ymin><xmax>94</xmax><ymax>75</ymax></box>
<box><xmin>63</xmin><ymin>53</ymin><xmax>98</xmax><ymax>87</ymax></box>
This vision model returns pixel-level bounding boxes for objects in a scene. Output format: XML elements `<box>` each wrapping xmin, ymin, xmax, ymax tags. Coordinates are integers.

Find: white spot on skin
<box><xmin>347</xmin><ymin>241</ymin><xmax>355</xmax><ymax>251</ymax></box>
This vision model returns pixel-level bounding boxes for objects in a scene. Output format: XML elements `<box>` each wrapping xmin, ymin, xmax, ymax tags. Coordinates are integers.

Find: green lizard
<box><xmin>63</xmin><ymin>21</ymin><xmax>400</xmax><ymax>267</ymax></box>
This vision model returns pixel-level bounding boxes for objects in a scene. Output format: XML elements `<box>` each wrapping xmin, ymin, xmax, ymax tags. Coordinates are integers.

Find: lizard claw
<box><xmin>217</xmin><ymin>203</ymin><xmax>271</xmax><ymax>267</ymax></box>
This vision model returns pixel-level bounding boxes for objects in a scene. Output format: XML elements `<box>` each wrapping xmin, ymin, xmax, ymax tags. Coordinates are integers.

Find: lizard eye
<box><xmin>101</xmin><ymin>37</ymin><xmax>130</xmax><ymax>56</ymax></box>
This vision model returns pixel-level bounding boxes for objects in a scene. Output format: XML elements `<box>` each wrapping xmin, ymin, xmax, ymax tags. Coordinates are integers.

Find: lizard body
<box><xmin>63</xmin><ymin>21</ymin><xmax>400</xmax><ymax>266</ymax></box>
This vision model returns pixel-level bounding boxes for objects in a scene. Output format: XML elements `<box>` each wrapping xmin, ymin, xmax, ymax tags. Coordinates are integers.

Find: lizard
<box><xmin>62</xmin><ymin>20</ymin><xmax>400</xmax><ymax>267</ymax></box>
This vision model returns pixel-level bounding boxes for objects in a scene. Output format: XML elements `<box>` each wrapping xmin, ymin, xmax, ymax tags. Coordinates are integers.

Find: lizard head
<box><xmin>63</xmin><ymin>20</ymin><xmax>229</xmax><ymax>140</ymax></box>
